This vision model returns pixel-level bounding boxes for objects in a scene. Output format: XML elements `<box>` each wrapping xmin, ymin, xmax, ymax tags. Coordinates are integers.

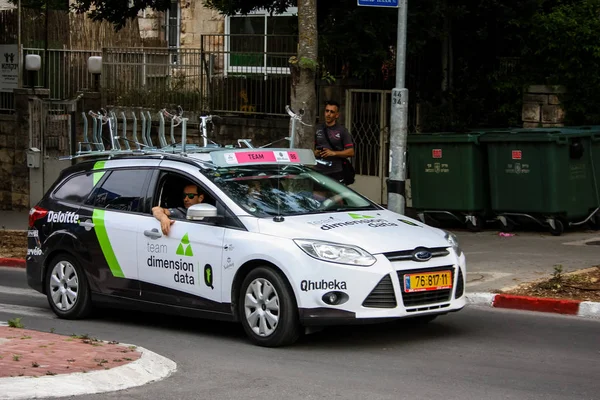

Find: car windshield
<box><xmin>205</xmin><ymin>164</ymin><xmax>378</xmax><ymax>217</ymax></box>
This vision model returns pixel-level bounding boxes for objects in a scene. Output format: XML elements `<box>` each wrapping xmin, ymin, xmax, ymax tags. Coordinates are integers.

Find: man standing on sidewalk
<box><xmin>314</xmin><ymin>100</ymin><xmax>355</xmax><ymax>184</ymax></box>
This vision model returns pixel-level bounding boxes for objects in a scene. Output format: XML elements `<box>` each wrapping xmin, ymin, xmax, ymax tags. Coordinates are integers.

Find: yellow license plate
<box><xmin>404</xmin><ymin>271</ymin><xmax>452</xmax><ymax>293</ymax></box>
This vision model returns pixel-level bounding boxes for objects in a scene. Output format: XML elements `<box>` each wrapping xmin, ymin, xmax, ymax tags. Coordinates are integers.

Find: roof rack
<box><xmin>63</xmin><ymin>104</ymin><xmax>329</xmax><ymax>169</ymax></box>
<box><xmin>62</xmin><ymin>106</ymin><xmax>226</xmax><ymax>162</ymax></box>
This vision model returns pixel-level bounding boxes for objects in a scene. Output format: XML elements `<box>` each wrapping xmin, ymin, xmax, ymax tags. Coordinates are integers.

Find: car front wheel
<box><xmin>239</xmin><ymin>267</ymin><xmax>301</xmax><ymax>347</ymax></box>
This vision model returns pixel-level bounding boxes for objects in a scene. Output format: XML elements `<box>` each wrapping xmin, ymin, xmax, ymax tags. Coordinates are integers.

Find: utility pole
<box><xmin>387</xmin><ymin>0</ymin><xmax>409</xmax><ymax>215</ymax></box>
<box><xmin>44</xmin><ymin>0</ymin><xmax>49</xmax><ymax>89</ymax></box>
<box><xmin>17</xmin><ymin>0</ymin><xmax>21</xmax><ymax>88</ymax></box>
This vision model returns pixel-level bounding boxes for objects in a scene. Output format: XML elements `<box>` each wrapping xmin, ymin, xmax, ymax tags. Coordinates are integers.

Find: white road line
<box><xmin>0</xmin><ymin>303</ymin><xmax>54</xmax><ymax>319</ymax></box>
<box><xmin>0</xmin><ymin>285</ymin><xmax>45</xmax><ymax>298</ymax></box>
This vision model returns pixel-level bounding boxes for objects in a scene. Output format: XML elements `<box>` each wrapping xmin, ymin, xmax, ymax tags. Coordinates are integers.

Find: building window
<box><xmin>166</xmin><ymin>0</ymin><xmax>181</xmax><ymax>48</ymax></box>
<box><xmin>225</xmin><ymin>8</ymin><xmax>298</xmax><ymax>76</ymax></box>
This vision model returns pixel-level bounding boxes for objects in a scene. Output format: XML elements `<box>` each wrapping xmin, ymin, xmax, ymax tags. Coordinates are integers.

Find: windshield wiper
<box><xmin>330</xmin><ymin>206</ymin><xmax>377</xmax><ymax>212</ymax></box>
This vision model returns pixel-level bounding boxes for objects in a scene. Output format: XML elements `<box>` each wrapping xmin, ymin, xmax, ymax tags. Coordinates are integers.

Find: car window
<box><xmin>154</xmin><ymin>172</ymin><xmax>217</xmax><ymax>220</ymax></box>
<box><xmin>205</xmin><ymin>165</ymin><xmax>377</xmax><ymax>217</ymax></box>
<box><xmin>86</xmin><ymin>169</ymin><xmax>149</xmax><ymax>212</ymax></box>
<box><xmin>52</xmin><ymin>172</ymin><xmax>96</xmax><ymax>205</ymax></box>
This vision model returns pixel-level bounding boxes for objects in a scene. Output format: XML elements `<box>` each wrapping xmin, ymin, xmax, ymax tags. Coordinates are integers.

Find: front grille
<box><xmin>384</xmin><ymin>247</ymin><xmax>450</xmax><ymax>262</ymax></box>
<box><xmin>397</xmin><ymin>266</ymin><xmax>454</xmax><ymax>307</ymax></box>
<box><xmin>362</xmin><ymin>274</ymin><xmax>397</xmax><ymax>308</ymax></box>
<box><xmin>407</xmin><ymin>303</ymin><xmax>450</xmax><ymax>313</ymax></box>
<box><xmin>455</xmin><ymin>268</ymin><xmax>464</xmax><ymax>299</ymax></box>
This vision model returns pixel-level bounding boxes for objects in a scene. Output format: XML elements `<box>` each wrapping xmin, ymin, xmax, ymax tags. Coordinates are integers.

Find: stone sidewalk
<box><xmin>0</xmin><ymin>323</ymin><xmax>176</xmax><ymax>400</ymax></box>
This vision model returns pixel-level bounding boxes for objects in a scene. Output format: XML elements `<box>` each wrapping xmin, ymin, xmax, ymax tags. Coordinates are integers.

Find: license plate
<box><xmin>404</xmin><ymin>271</ymin><xmax>452</xmax><ymax>293</ymax></box>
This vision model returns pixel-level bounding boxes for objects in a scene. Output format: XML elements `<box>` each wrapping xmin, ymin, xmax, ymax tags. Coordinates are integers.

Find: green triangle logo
<box><xmin>181</xmin><ymin>233</ymin><xmax>190</xmax><ymax>245</ymax></box>
<box><xmin>176</xmin><ymin>233</ymin><xmax>193</xmax><ymax>256</ymax></box>
<box><xmin>348</xmin><ymin>213</ymin><xmax>374</xmax><ymax>219</ymax></box>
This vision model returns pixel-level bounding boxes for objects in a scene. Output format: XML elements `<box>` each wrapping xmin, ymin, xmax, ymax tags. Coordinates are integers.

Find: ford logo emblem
<box><xmin>413</xmin><ymin>250</ymin><xmax>432</xmax><ymax>262</ymax></box>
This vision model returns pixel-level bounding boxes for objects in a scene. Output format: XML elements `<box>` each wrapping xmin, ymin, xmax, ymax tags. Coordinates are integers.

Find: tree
<box><xmin>8</xmin><ymin>0</ymin><xmax>70</xmax><ymax>10</ymax></box>
<box><xmin>70</xmin><ymin>0</ymin><xmax>171</xmax><ymax>30</ymax></box>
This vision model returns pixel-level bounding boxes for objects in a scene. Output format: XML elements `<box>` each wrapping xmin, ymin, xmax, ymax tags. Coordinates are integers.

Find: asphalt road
<box><xmin>1</xmin><ymin>267</ymin><xmax>599</xmax><ymax>400</ymax></box>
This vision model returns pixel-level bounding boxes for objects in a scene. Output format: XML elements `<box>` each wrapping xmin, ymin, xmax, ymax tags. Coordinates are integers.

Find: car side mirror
<box><xmin>186</xmin><ymin>203</ymin><xmax>218</xmax><ymax>220</ymax></box>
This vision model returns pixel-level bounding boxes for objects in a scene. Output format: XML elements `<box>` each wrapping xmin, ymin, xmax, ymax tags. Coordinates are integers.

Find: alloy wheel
<box><xmin>49</xmin><ymin>261</ymin><xmax>79</xmax><ymax>312</ymax></box>
<box><xmin>244</xmin><ymin>278</ymin><xmax>280</xmax><ymax>337</ymax></box>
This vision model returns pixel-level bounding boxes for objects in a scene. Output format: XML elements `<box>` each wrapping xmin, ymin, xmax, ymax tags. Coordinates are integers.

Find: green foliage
<box><xmin>7</xmin><ymin>317</ymin><xmax>24</xmax><ymax>329</ymax></box>
<box><xmin>70</xmin><ymin>0</ymin><xmax>171</xmax><ymax>30</ymax></box>
<box><xmin>203</xmin><ymin>0</ymin><xmax>295</xmax><ymax>16</ymax></box>
<box><xmin>298</xmin><ymin>57</ymin><xmax>317</xmax><ymax>71</ymax></box>
<box><xmin>524</xmin><ymin>0</ymin><xmax>600</xmax><ymax>124</ymax></box>
<box><xmin>8</xmin><ymin>0</ymin><xmax>69</xmax><ymax>10</ymax></box>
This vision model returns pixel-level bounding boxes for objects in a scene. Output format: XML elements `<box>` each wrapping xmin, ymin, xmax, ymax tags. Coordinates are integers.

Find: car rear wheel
<box><xmin>45</xmin><ymin>254</ymin><xmax>92</xmax><ymax>319</ymax></box>
<box><xmin>239</xmin><ymin>267</ymin><xmax>301</xmax><ymax>347</ymax></box>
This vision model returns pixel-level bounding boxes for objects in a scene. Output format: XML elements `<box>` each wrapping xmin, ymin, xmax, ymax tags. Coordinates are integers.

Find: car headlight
<box><xmin>444</xmin><ymin>231</ymin><xmax>462</xmax><ymax>256</ymax></box>
<box><xmin>294</xmin><ymin>239</ymin><xmax>376</xmax><ymax>266</ymax></box>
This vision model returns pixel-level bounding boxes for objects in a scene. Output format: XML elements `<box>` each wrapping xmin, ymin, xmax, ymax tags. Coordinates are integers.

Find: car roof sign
<box><xmin>210</xmin><ymin>148</ymin><xmax>316</xmax><ymax>167</ymax></box>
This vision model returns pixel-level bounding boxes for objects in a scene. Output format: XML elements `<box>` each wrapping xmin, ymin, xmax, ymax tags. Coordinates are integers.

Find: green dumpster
<box><xmin>407</xmin><ymin>132</ymin><xmax>491</xmax><ymax>231</ymax></box>
<box><xmin>480</xmin><ymin>127</ymin><xmax>600</xmax><ymax>235</ymax></box>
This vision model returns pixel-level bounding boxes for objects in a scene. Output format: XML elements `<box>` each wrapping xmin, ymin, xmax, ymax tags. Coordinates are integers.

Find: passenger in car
<box><xmin>152</xmin><ymin>184</ymin><xmax>204</xmax><ymax>235</ymax></box>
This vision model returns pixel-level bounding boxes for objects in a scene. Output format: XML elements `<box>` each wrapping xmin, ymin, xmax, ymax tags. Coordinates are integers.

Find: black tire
<box><xmin>588</xmin><ymin>214</ymin><xmax>600</xmax><ymax>231</ymax></box>
<box><xmin>549</xmin><ymin>219</ymin><xmax>564</xmax><ymax>236</ymax></box>
<box><xmin>466</xmin><ymin>215</ymin><xmax>484</xmax><ymax>232</ymax></box>
<box><xmin>500</xmin><ymin>218</ymin><xmax>515</xmax><ymax>233</ymax></box>
<box><xmin>45</xmin><ymin>254</ymin><xmax>92</xmax><ymax>319</ymax></box>
<box><xmin>238</xmin><ymin>267</ymin><xmax>301</xmax><ymax>347</ymax></box>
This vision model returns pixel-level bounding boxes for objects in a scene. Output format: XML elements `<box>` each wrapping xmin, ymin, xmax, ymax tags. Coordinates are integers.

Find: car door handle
<box><xmin>144</xmin><ymin>228</ymin><xmax>162</xmax><ymax>239</ymax></box>
<box><xmin>79</xmin><ymin>220</ymin><xmax>95</xmax><ymax>229</ymax></box>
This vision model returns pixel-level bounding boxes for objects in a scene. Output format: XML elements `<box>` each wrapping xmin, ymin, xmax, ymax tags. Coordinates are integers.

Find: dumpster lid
<box><xmin>407</xmin><ymin>130</ymin><xmax>505</xmax><ymax>144</ymax></box>
<box><xmin>479</xmin><ymin>126</ymin><xmax>600</xmax><ymax>143</ymax></box>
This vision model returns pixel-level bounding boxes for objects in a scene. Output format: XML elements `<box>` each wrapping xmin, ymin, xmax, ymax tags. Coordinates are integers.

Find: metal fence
<box><xmin>102</xmin><ymin>47</ymin><xmax>205</xmax><ymax>114</ymax></box>
<box><xmin>23</xmin><ymin>48</ymin><xmax>102</xmax><ymax>100</ymax></box>
<box><xmin>202</xmin><ymin>34</ymin><xmax>296</xmax><ymax>116</ymax></box>
<box><xmin>0</xmin><ymin>92</ymin><xmax>14</xmax><ymax>114</ymax></box>
<box><xmin>103</xmin><ymin>35</ymin><xmax>297</xmax><ymax>117</ymax></box>
<box><xmin>15</xmin><ymin>35</ymin><xmax>297</xmax><ymax>117</ymax></box>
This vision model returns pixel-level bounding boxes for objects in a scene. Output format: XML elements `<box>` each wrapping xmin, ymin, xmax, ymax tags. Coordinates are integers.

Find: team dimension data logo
<box><xmin>146</xmin><ymin>233</ymin><xmax>196</xmax><ymax>285</ymax></box>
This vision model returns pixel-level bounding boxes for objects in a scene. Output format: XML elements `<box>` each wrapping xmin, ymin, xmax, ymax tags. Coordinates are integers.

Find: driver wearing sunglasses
<box><xmin>152</xmin><ymin>184</ymin><xmax>204</xmax><ymax>235</ymax></box>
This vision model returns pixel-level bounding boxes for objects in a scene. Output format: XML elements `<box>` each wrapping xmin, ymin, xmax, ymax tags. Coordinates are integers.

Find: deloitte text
<box><xmin>47</xmin><ymin>211</ymin><xmax>80</xmax><ymax>224</ymax></box>
<box><xmin>147</xmin><ymin>255</ymin><xmax>195</xmax><ymax>285</ymax></box>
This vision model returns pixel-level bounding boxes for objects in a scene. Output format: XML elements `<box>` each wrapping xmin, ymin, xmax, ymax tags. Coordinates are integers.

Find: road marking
<box><xmin>0</xmin><ymin>303</ymin><xmax>54</xmax><ymax>319</ymax></box>
<box><xmin>0</xmin><ymin>285</ymin><xmax>45</xmax><ymax>298</ymax></box>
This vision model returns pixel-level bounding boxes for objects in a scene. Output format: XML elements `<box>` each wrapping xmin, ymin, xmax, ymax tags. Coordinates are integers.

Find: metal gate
<box><xmin>345</xmin><ymin>89</ymin><xmax>391</xmax><ymax>205</ymax></box>
<box><xmin>28</xmin><ymin>97</ymin><xmax>76</xmax><ymax>208</ymax></box>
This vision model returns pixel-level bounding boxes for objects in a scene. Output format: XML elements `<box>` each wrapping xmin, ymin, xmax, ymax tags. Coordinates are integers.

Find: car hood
<box><xmin>256</xmin><ymin>210</ymin><xmax>450</xmax><ymax>254</ymax></box>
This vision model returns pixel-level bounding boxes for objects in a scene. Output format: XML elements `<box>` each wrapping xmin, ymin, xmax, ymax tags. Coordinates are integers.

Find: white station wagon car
<box><xmin>27</xmin><ymin>147</ymin><xmax>466</xmax><ymax>347</ymax></box>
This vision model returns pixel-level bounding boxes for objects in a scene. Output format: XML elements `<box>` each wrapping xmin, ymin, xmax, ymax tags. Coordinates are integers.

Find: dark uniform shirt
<box><xmin>315</xmin><ymin>123</ymin><xmax>354</xmax><ymax>174</ymax></box>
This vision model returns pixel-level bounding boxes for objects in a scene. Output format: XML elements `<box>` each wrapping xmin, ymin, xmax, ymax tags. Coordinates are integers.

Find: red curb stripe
<box><xmin>493</xmin><ymin>294</ymin><xmax>581</xmax><ymax>315</ymax></box>
<box><xmin>0</xmin><ymin>258</ymin><xmax>26</xmax><ymax>268</ymax></box>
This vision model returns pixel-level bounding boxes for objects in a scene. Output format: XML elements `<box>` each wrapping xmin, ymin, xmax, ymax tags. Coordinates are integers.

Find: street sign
<box><xmin>357</xmin><ymin>0</ymin><xmax>399</xmax><ymax>7</ymax></box>
<box><xmin>0</xmin><ymin>44</ymin><xmax>19</xmax><ymax>93</ymax></box>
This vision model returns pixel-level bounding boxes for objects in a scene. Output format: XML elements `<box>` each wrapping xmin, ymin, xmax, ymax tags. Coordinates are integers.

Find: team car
<box><xmin>26</xmin><ymin>146</ymin><xmax>466</xmax><ymax>347</ymax></box>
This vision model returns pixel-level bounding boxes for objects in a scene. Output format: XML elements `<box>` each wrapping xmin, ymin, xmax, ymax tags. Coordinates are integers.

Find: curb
<box><xmin>0</xmin><ymin>344</ymin><xmax>177</xmax><ymax>400</ymax></box>
<box><xmin>0</xmin><ymin>258</ymin><xmax>25</xmax><ymax>268</ymax></box>
<box><xmin>466</xmin><ymin>293</ymin><xmax>600</xmax><ymax>319</ymax></box>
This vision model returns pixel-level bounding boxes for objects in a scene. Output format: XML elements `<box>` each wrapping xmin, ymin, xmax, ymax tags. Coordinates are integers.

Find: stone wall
<box><xmin>138</xmin><ymin>1</ymin><xmax>225</xmax><ymax>46</ymax></box>
<box><xmin>522</xmin><ymin>85</ymin><xmax>566</xmax><ymax>128</ymax></box>
<box><xmin>0</xmin><ymin>112</ymin><xmax>27</xmax><ymax>211</ymax></box>
<box><xmin>180</xmin><ymin>1</ymin><xmax>224</xmax><ymax>47</ymax></box>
